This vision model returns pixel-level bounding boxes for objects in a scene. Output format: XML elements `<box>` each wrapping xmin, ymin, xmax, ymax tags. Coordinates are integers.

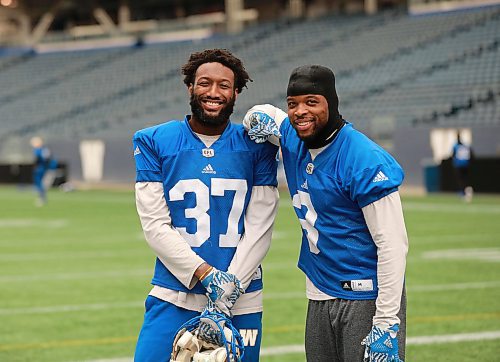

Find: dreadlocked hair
<box><xmin>182</xmin><ymin>48</ymin><xmax>252</xmax><ymax>93</ymax></box>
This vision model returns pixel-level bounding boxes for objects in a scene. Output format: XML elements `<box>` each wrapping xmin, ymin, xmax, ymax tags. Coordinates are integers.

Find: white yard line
<box><xmin>403</xmin><ymin>202</ymin><xmax>500</xmax><ymax>214</ymax></box>
<box><xmin>410</xmin><ymin>280</ymin><xmax>500</xmax><ymax>291</ymax></box>
<box><xmin>0</xmin><ymin>249</ymin><xmax>151</xmax><ymax>262</ymax></box>
<box><xmin>0</xmin><ymin>269</ymin><xmax>151</xmax><ymax>283</ymax></box>
<box><xmin>261</xmin><ymin>344</ymin><xmax>305</xmax><ymax>356</ymax></box>
<box><xmin>3</xmin><ymin>280</ymin><xmax>500</xmax><ymax>315</ymax></box>
<box><xmin>0</xmin><ymin>219</ymin><xmax>68</xmax><ymax>228</ymax></box>
<box><xmin>0</xmin><ymin>263</ymin><xmax>294</xmax><ymax>282</ymax></box>
<box><xmin>77</xmin><ymin>330</ymin><xmax>500</xmax><ymax>362</ymax></box>
<box><xmin>422</xmin><ymin>248</ymin><xmax>500</xmax><ymax>262</ymax></box>
<box><xmin>407</xmin><ymin>330</ymin><xmax>500</xmax><ymax>345</ymax></box>
<box><xmin>409</xmin><ymin>233</ymin><xmax>498</xmax><ymax>244</ymax></box>
<box><xmin>0</xmin><ymin>302</ymin><xmax>143</xmax><ymax>315</ymax></box>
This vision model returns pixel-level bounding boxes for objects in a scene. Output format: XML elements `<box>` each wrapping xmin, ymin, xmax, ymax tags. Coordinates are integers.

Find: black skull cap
<box><xmin>287</xmin><ymin>65</ymin><xmax>339</xmax><ymax>118</ymax></box>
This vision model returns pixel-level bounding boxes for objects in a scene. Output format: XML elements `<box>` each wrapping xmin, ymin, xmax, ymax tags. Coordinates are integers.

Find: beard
<box><xmin>190</xmin><ymin>92</ymin><xmax>236</xmax><ymax>127</ymax></box>
<box><xmin>292</xmin><ymin>114</ymin><xmax>344</xmax><ymax>149</ymax></box>
<box><xmin>290</xmin><ymin>120</ymin><xmax>321</xmax><ymax>145</ymax></box>
<box><xmin>296</xmin><ymin>131</ymin><xmax>318</xmax><ymax>145</ymax></box>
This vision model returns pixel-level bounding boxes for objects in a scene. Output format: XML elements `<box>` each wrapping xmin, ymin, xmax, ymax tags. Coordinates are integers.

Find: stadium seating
<box><xmin>0</xmin><ymin>5</ymin><xmax>498</xmax><ymax>142</ymax></box>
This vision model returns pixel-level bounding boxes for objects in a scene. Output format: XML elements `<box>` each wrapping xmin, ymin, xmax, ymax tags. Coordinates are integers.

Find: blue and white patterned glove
<box><xmin>200</xmin><ymin>268</ymin><xmax>244</xmax><ymax>317</ymax></box>
<box><xmin>242</xmin><ymin>104</ymin><xmax>286</xmax><ymax>143</ymax></box>
<box><xmin>362</xmin><ymin>324</ymin><xmax>404</xmax><ymax>362</ymax></box>
<box><xmin>198</xmin><ymin>300</ymin><xmax>227</xmax><ymax>346</ymax></box>
<box><xmin>247</xmin><ymin>112</ymin><xmax>281</xmax><ymax>143</ymax></box>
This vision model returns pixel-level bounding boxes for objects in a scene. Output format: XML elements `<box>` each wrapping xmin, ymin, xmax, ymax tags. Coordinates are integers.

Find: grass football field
<box><xmin>0</xmin><ymin>185</ymin><xmax>499</xmax><ymax>362</ymax></box>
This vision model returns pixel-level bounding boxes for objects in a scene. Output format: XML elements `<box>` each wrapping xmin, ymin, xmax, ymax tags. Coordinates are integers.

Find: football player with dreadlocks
<box><xmin>133</xmin><ymin>49</ymin><xmax>279</xmax><ymax>361</ymax></box>
<box><xmin>243</xmin><ymin>65</ymin><xmax>409</xmax><ymax>362</ymax></box>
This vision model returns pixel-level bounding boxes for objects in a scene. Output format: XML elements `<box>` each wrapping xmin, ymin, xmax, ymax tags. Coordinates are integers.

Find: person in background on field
<box><xmin>452</xmin><ymin>131</ymin><xmax>474</xmax><ymax>202</ymax></box>
<box><xmin>30</xmin><ymin>136</ymin><xmax>57</xmax><ymax>206</ymax></box>
<box><xmin>243</xmin><ymin>64</ymin><xmax>409</xmax><ymax>362</ymax></box>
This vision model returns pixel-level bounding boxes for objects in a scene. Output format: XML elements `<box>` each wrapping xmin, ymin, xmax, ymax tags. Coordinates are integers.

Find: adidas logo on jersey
<box><xmin>133</xmin><ymin>146</ymin><xmax>141</xmax><ymax>156</ymax></box>
<box><xmin>202</xmin><ymin>164</ymin><xmax>216</xmax><ymax>174</ymax></box>
<box><xmin>372</xmin><ymin>171</ymin><xmax>389</xmax><ymax>183</ymax></box>
<box><xmin>301</xmin><ymin>180</ymin><xmax>308</xmax><ymax>189</ymax></box>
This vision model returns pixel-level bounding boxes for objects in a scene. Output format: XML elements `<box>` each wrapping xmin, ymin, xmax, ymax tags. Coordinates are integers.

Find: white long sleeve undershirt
<box><xmin>135</xmin><ymin>181</ymin><xmax>205</xmax><ymax>290</ymax></box>
<box><xmin>363</xmin><ymin>191</ymin><xmax>408</xmax><ymax>328</ymax></box>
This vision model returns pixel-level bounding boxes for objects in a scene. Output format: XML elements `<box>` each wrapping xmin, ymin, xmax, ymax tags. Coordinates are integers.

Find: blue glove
<box><xmin>362</xmin><ymin>324</ymin><xmax>404</xmax><ymax>362</ymax></box>
<box><xmin>197</xmin><ymin>301</ymin><xmax>246</xmax><ymax>362</ymax></box>
<box><xmin>243</xmin><ymin>104</ymin><xmax>286</xmax><ymax>143</ymax></box>
<box><xmin>198</xmin><ymin>300</ymin><xmax>227</xmax><ymax>346</ymax></box>
<box><xmin>247</xmin><ymin>111</ymin><xmax>282</xmax><ymax>143</ymax></box>
<box><xmin>200</xmin><ymin>268</ymin><xmax>244</xmax><ymax>317</ymax></box>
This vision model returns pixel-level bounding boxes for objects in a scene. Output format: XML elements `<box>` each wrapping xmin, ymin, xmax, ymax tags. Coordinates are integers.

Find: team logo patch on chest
<box><xmin>202</xmin><ymin>148</ymin><xmax>214</xmax><ymax>158</ymax></box>
<box><xmin>306</xmin><ymin>163</ymin><xmax>314</xmax><ymax>174</ymax></box>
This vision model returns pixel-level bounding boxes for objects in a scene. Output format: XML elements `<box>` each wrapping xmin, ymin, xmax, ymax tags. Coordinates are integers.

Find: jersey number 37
<box><xmin>169</xmin><ymin>178</ymin><xmax>248</xmax><ymax>248</ymax></box>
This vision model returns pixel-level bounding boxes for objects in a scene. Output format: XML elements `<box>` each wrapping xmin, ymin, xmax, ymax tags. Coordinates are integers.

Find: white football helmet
<box><xmin>170</xmin><ymin>312</ymin><xmax>244</xmax><ymax>362</ymax></box>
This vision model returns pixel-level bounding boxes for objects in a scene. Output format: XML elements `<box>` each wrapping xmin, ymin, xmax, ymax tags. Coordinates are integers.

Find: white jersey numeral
<box><xmin>212</xmin><ymin>178</ymin><xmax>247</xmax><ymax>247</ymax></box>
<box><xmin>168</xmin><ymin>178</ymin><xmax>247</xmax><ymax>247</ymax></box>
<box><xmin>292</xmin><ymin>190</ymin><xmax>320</xmax><ymax>254</ymax></box>
<box><xmin>169</xmin><ymin>179</ymin><xmax>210</xmax><ymax>247</ymax></box>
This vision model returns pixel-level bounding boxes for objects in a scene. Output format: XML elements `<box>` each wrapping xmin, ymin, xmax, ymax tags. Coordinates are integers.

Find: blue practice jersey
<box><xmin>452</xmin><ymin>143</ymin><xmax>471</xmax><ymax>168</ymax></box>
<box><xmin>34</xmin><ymin>146</ymin><xmax>55</xmax><ymax>171</ymax></box>
<box><xmin>279</xmin><ymin>120</ymin><xmax>404</xmax><ymax>300</ymax></box>
<box><xmin>133</xmin><ymin>117</ymin><xmax>279</xmax><ymax>295</ymax></box>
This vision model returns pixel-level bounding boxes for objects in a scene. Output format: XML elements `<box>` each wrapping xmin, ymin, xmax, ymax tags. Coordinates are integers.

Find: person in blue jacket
<box><xmin>452</xmin><ymin>132</ymin><xmax>474</xmax><ymax>202</ymax></box>
<box><xmin>30</xmin><ymin>136</ymin><xmax>57</xmax><ymax>206</ymax></box>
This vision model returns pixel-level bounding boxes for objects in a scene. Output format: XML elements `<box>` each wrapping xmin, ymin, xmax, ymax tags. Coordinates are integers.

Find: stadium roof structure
<box><xmin>2</xmin><ymin>0</ymin><xmax>498</xmax><ymax>48</ymax></box>
<box><xmin>4</xmin><ymin>0</ymin><xmax>225</xmax><ymax>24</ymax></box>
<box><xmin>0</xmin><ymin>0</ymin><xmax>261</xmax><ymax>48</ymax></box>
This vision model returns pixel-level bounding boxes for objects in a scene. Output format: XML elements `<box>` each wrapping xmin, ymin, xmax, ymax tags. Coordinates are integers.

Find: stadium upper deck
<box><xmin>0</xmin><ymin>5</ymin><xmax>498</xmax><ymax>142</ymax></box>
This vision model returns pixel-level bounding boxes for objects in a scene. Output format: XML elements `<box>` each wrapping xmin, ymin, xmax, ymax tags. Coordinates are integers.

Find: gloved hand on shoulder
<box><xmin>242</xmin><ymin>104</ymin><xmax>287</xmax><ymax>144</ymax></box>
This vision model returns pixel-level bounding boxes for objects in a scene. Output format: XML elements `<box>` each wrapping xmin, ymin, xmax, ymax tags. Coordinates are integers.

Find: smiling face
<box><xmin>188</xmin><ymin>62</ymin><xmax>238</xmax><ymax>135</ymax></box>
<box><xmin>287</xmin><ymin>94</ymin><xmax>329</xmax><ymax>142</ymax></box>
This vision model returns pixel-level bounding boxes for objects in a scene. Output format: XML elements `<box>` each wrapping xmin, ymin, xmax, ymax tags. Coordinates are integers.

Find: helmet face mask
<box><xmin>170</xmin><ymin>312</ymin><xmax>245</xmax><ymax>362</ymax></box>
